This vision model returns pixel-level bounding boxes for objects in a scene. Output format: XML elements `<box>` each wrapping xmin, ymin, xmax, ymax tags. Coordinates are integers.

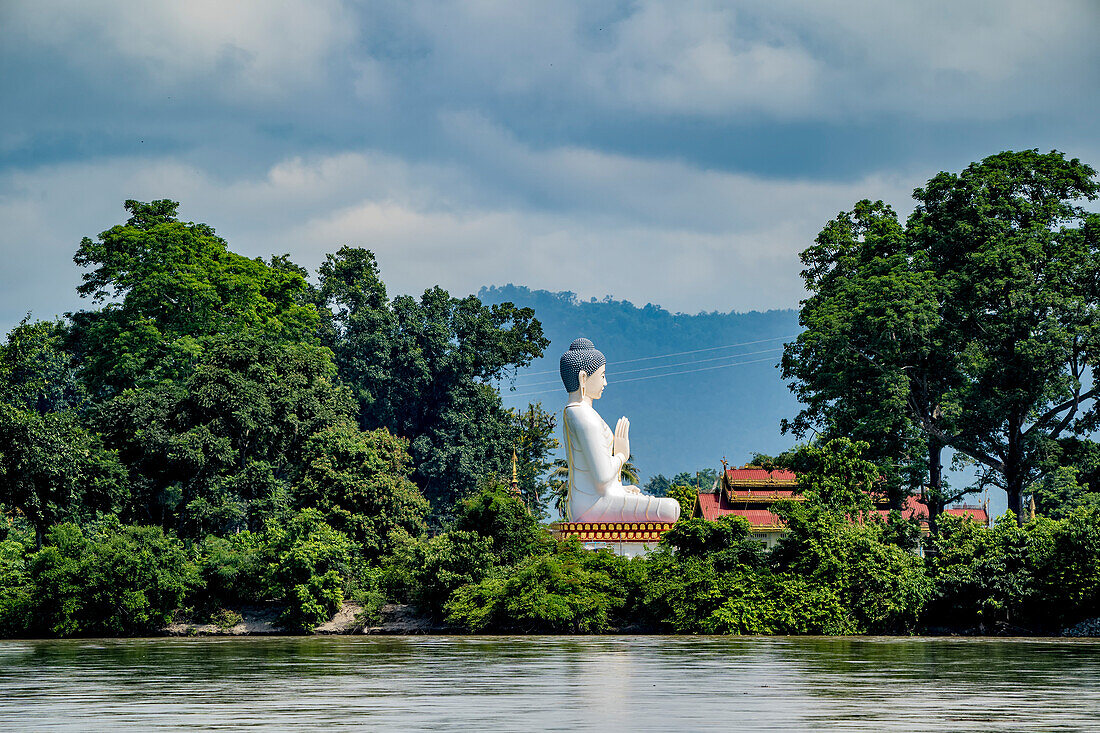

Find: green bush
<box><xmin>265</xmin><ymin>509</ymin><xmax>355</xmax><ymax>632</ymax></box>
<box><xmin>380</xmin><ymin>529</ymin><xmax>495</xmax><ymax>615</ymax></box>
<box><xmin>0</xmin><ymin>538</ymin><xmax>32</xmax><ymax>636</ymax></box>
<box><xmin>451</xmin><ymin>482</ymin><xmax>551</xmax><ymax>565</ymax></box>
<box><xmin>194</xmin><ymin>531</ymin><xmax>269</xmax><ymax>609</ymax></box>
<box><xmin>927</xmin><ymin>512</ymin><xmax>1055</xmax><ymax>632</ymax></box>
<box><xmin>661</xmin><ymin>516</ymin><xmax>766</xmax><ymax>570</ymax></box>
<box><xmin>1040</xmin><ymin>507</ymin><xmax>1100</xmax><ymax>625</ymax></box>
<box><xmin>770</xmin><ymin>503</ymin><xmax>930</xmax><ymax>634</ymax></box>
<box><xmin>29</xmin><ymin>521</ymin><xmax>198</xmax><ymax>636</ymax></box>
<box><xmin>445</xmin><ymin>540</ymin><xmax>623</xmax><ymax>633</ymax></box>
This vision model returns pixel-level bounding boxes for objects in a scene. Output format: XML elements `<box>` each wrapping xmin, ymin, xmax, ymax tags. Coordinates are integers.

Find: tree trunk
<box><xmin>926</xmin><ymin>440</ymin><xmax>944</xmax><ymax>539</ymax></box>
<box><xmin>1007</xmin><ymin>483</ymin><xmax>1026</xmax><ymax>526</ymax></box>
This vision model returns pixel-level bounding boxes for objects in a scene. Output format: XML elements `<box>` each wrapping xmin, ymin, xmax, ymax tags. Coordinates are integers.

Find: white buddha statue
<box><xmin>559</xmin><ymin>338</ymin><xmax>680</xmax><ymax>524</ymax></box>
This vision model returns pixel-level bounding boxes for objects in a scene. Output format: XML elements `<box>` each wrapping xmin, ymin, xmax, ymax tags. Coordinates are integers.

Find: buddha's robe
<box><xmin>563</xmin><ymin>403</ymin><xmax>681</xmax><ymax>523</ymax></box>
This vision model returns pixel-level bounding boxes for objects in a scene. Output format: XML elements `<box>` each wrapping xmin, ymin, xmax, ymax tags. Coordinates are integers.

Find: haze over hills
<box><xmin>479</xmin><ymin>285</ymin><xmax>802</xmax><ymax>485</ymax></box>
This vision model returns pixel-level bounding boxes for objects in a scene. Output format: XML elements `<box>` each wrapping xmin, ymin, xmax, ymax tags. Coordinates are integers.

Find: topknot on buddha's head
<box><xmin>560</xmin><ymin>337</ymin><xmax>606</xmax><ymax>392</ymax></box>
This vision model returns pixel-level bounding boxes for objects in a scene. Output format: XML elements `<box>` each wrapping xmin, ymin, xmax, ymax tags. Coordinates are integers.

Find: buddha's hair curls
<box><xmin>559</xmin><ymin>337</ymin><xmax>605</xmax><ymax>392</ymax></box>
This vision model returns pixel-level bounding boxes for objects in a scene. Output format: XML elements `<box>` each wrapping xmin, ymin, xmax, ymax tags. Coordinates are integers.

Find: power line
<box><xmin>504</xmin><ymin>346</ymin><xmax>784</xmax><ymax>388</ymax></box>
<box><xmin>505</xmin><ymin>355</ymin><xmax>781</xmax><ymax>400</ymax></box>
<box><xmin>503</xmin><ymin>334</ymin><xmax>798</xmax><ymax>378</ymax></box>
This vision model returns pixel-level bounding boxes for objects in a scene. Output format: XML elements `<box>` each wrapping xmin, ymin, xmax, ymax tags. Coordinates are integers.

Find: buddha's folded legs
<box><xmin>572</xmin><ymin>491</ymin><xmax>680</xmax><ymax>524</ymax></box>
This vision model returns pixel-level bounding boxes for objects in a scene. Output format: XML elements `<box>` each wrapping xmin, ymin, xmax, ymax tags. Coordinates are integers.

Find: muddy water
<box><xmin>1</xmin><ymin>636</ymin><xmax>1098</xmax><ymax>731</ymax></box>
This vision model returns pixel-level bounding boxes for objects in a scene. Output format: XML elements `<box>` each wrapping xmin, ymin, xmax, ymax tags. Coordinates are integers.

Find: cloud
<box><xmin>361</xmin><ymin>0</ymin><xmax>1098</xmax><ymax>121</ymax></box>
<box><xmin>0</xmin><ymin>129</ymin><xmax>921</xmax><ymax>336</ymax></box>
<box><xmin>3</xmin><ymin>0</ymin><xmax>356</xmax><ymax>97</ymax></box>
<box><xmin>2</xmin><ymin>1</ymin><xmax>1097</xmax><ymax>338</ymax></box>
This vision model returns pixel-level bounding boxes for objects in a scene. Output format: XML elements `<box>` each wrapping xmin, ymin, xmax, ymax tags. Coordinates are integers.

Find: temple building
<box><xmin>693</xmin><ymin>465</ymin><xmax>990</xmax><ymax>550</ymax></box>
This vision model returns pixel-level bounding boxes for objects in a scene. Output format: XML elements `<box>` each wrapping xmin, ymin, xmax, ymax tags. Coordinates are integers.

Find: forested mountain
<box><xmin>479</xmin><ymin>285</ymin><xmax>801</xmax><ymax>483</ymax></box>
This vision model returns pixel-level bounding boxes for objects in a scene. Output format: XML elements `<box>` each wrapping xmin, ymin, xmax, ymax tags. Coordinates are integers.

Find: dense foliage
<box><xmin>782</xmin><ymin>151</ymin><xmax>1100</xmax><ymax>526</ymax></box>
<box><xmin>4</xmin><ymin>153</ymin><xmax>1100</xmax><ymax>638</ymax></box>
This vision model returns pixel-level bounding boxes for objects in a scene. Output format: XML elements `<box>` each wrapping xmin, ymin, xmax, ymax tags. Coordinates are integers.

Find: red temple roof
<box><xmin>724</xmin><ymin>467</ymin><xmax>798</xmax><ymax>485</ymax></box>
<box><xmin>695</xmin><ymin>486</ymin><xmax>989</xmax><ymax>532</ymax></box>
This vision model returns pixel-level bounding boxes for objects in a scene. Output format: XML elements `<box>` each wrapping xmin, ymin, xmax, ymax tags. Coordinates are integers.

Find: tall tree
<box><xmin>68</xmin><ymin>199</ymin><xmax>319</xmax><ymax>395</ymax></box>
<box><xmin>784</xmin><ymin>151</ymin><xmax>1100</xmax><ymax>526</ymax></box>
<box><xmin>293</xmin><ymin>422</ymin><xmax>430</xmax><ymax>561</ymax></box>
<box><xmin>782</xmin><ymin>199</ymin><xmax>959</xmax><ymax>528</ymax></box>
<box><xmin>0</xmin><ymin>321</ymin><xmax>124</xmax><ymax>546</ymax></box>
<box><xmin>511</xmin><ymin>402</ymin><xmax>559</xmax><ymax>517</ymax></box>
<box><xmin>317</xmin><ymin>247</ymin><xmax>549</xmax><ymax>512</ymax></box>
<box><xmin>98</xmin><ymin>335</ymin><xmax>355</xmax><ymax>535</ymax></box>
<box><xmin>910</xmin><ymin>150</ymin><xmax>1100</xmax><ymax>523</ymax></box>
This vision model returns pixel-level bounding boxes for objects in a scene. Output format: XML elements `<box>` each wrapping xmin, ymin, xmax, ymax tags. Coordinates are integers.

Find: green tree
<box><xmin>781</xmin><ymin>438</ymin><xmax>880</xmax><ymax>515</ymax></box>
<box><xmin>451</xmin><ymin>480</ymin><xmax>550</xmax><ymax>566</ymax></box>
<box><xmin>667</xmin><ymin>484</ymin><xmax>697</xmax><ymax>519</ymax></box>
<box><xmin>68</xmin><ymin>199</ymin><xmax>319</xmax><ymax>396</ymax></box>
<box><xmin>98</xmin><ymin>335</ymin><xmax>354</xmax><ymax>534</ymax></box>
<box><xmin>914</xmin><ymin>151</ymin><xmax>1100</xmax><ymax>524</ymax></box>
<box><xmin>0</xmin><ymin>320</ymin><xmax>127</xmax><ymax>547</ymax></box>
<box><xmin>294</xmin><ymin>423</ymin><xmax>429</xmax><ymax>561</ymax></box>
<box><xmin>670</xmin><ymin>468</ymin><xmax>719</xmax><ymax>493</ymax></box>
<box><xmin>1030</xmin><ymin>467</ymin><xmax>1100</xmax><ymax>521</ymax></box>
<box><xmin>782</xmin><ymin>199</ymin><xmax>955</xmax><ymax>524</ymax></box>
<box><xmin>643</xmin><ymin>473</ymin><xmax>671</xmax><ymax>497</ymax></box>
<box><xmin>784</xmin><ymin>151</ymin><xmax>1100</xmax><ymax>526</ymax></box>
<box><xmin>511</xmin><ymin>402</ymin><xmax>559</xmax><ymax>516</ymax></box>
<box><xmin>316</xmin><ymin>247</ymin><xmax>549</xmax><ymax>511</ymax></box>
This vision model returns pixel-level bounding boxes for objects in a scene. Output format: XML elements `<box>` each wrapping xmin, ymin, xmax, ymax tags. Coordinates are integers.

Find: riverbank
<box><xmin>164</xmin><ymin>603</ymin><xmax>456</xmax><ymax>637</ymax></box>
<box><xmin>161</xmin><ymin>603</ymin><xmax>1100</xmax><ymax>638</ymax></box>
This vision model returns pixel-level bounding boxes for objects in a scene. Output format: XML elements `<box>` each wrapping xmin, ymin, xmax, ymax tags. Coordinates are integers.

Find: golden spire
<box><xmin>511</xmin><ymin>449</ymin><xmax>520</xmax><ymax>495</ymax></box>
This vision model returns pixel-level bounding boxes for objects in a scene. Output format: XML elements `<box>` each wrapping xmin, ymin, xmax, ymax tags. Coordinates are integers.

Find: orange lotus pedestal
<box><xmin>550</xmin><ymin>521</ymin><xmax>675</xmax><ymax>557</ymax></box>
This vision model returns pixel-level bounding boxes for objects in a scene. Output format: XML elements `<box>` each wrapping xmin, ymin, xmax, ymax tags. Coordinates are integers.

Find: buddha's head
<box><xmin>560</xmin><ymin>337</ymin><xmax>607</xmax><ymax>399</ymax></box>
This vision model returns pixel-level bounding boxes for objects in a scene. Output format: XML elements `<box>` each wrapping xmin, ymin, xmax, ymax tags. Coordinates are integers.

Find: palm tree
<box><xmin>621</xmin><ymin>455</ymin><xmax>640</xmax><ymax>486</ymax></box>
<box><xmin>547</xmin><ymin>458</ymin><xmax>569</xmax><ymax>519</ymax></box>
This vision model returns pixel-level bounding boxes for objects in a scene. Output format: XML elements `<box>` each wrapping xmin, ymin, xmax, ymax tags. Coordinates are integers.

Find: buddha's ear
<box><xmin>577</xmin><ymin>370</ymin><xmax>588</xmax><ymax>386</ymax></box>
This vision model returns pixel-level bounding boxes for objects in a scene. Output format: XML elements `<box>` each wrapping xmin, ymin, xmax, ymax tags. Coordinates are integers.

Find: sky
<box><xmin>2</xmin><ymin>0</ymin><xmax>1099</xmax><ymax>337</ymax></box>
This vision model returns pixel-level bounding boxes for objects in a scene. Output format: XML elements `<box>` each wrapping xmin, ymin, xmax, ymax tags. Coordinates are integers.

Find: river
<box><xmin>1</xmin><ymin>636</ymin><xmax>1097</xmax><ymax>731</ymax></box>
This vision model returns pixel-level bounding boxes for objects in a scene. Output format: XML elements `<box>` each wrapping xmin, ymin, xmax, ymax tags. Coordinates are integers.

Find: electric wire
<box><xmin>502</xmin><ymin>334</ymin><xmax>798</xmax><ymax>378</ymax></box>
<box><xmin>505</xmin><ymin>354</ymin><xmax>781</xmax><ymax>399</ymax></box>
<box><xmin>504</xmin><ymin>346</ymin><xmax>784</xmax><ymax>388</ymax></box>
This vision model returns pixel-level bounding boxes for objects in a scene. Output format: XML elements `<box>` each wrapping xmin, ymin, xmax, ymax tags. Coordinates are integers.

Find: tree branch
<box><xmin>1024</xmin><ymin>385</ymin><xmax>1100</xmax><ymax>438</ymax></box>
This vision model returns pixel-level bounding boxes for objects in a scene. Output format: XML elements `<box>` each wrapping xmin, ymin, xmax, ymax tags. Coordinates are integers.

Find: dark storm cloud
<box><xmin>1</xmin><ymin>0</ymin><xmax>1098</xmax><ymax>335</ymax></box>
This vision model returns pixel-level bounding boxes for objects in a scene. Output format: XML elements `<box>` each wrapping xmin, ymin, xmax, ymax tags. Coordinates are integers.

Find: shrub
<box><xmin>445</xmin><ymin>540</ymin><xmax>623</xmax><ymax>633</ymax></box>
<box><xmin>0</xmin><ymin>538</ymin><xmax>32</xmax><ymax>636</ymax></box>
<box><xmin>451</xmin><ymin>482</ymin><xmax>551</xmax><ymax>565</ymax></box>
<box><xmin>265</xmin><ymin>509</ymin><xmax>355</xmax><ymax>632</ymax></box>
<box><xmin>29</xmin><ymin>521</ymin><xmax>198</xmax><ymax>636</ymax></box>
<box><xmin>380</xmin><ymin>529</ymin><xmax>495</xmax><ymax>616</ymax></box>
<box><xmin>194</xmin><ymin>531</ymin><xmax>269</xmax><ymax>610</ymax></box>
<box><xmin>927</xmin><ymin>512</ymin><xmax>1056</xmax><ymax>632</ymax></box>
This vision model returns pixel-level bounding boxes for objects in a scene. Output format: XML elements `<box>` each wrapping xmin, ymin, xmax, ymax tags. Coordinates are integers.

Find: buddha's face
<box><xmin>580</xmin><ymin>364</ymin><xmax>607</xmax><ymax>399</ymax></box>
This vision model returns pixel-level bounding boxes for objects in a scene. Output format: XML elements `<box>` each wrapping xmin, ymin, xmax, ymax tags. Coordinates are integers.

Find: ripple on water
<box><xmin>0</xmin><ymin>636</ymin><xmax>1098</xmax><ymax>732</ymax></box>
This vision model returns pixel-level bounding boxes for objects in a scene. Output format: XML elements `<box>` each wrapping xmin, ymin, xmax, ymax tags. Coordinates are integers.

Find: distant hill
<box><xmin>479</xmin><ymin>285</ymin><xmax>802</xmax><ymax>484</ymax></box>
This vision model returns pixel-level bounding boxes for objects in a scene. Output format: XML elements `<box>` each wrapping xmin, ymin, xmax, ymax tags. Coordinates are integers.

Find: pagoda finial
<box><xmin>511</xmin><ymin>448</ymin><xmax>520</xmax><ymax>496</ymax></box>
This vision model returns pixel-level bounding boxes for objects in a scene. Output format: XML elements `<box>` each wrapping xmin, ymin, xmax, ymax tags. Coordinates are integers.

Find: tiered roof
<box><xmin>696</xmin><ymin>465</ymin><xmax>989</xmax><ymax>531</ymax></box>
